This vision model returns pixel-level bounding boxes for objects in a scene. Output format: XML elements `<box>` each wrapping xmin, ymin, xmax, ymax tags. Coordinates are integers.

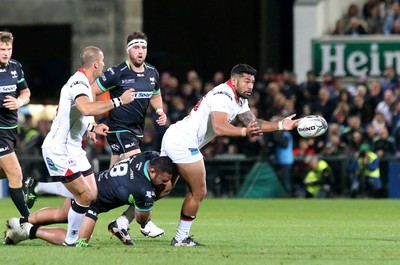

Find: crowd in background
<box><xmin>14</xmin><ymin>0</ymin><xmax>400</xmax><ymax>198</ymax></box>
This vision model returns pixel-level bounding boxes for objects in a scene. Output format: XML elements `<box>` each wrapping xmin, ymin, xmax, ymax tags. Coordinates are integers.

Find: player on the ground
<box><xmin>4</xmin><ymin>151</ymin><xmax>175</xmax><ymax>247</ymax></box>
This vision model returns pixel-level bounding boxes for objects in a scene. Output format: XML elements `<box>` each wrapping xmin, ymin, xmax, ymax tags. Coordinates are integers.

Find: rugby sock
<box><xmin>29</xmin><ymin>225</ymin><xmax>39</xmax><ymax>240</ymax></box>
<box><xmin>116</xmin><ymin>215</ymin><xmax>129</xmax><ymax>230</ymax></box>
<box><xmin>35</xmin><ymin>182</ymin><xmax>74</xmax><ymax>198</ymax></box>
<box><xmin>64</xmin><ymin>199</ymin><xmax>88</xmax><ymax>245</ymax></box>
<box><xmin>174</xmin><ymin>212</ymin><xmax>195</xmax><ymax>241</ymax></box>
<box><xmin>9</xmin><ymin>187</ymin><xmax>30</xmax><ymax>217</ymax></box>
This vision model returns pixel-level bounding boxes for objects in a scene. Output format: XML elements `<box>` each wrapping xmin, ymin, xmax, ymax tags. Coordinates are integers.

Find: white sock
<box><xmin>116</xmin><ymin>215</ymin><xmax>129</xmax><ymax>230</ymax></box>
<box><xmin>64</xmin><ymin>200</ymin><xmax>88</xmax><ymax>244</ymax></box>
<box><xmin>35</xmin><ymin>182</ymin><xmax>74</xmax><ymax>198</ymax></box>
<box><xmin>175</xmin><ymin>219</ymin><xmax>193</xmax><ymax>241</ymax></box>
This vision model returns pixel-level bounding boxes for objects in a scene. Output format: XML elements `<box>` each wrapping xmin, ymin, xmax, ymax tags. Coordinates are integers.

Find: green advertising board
<box><xmin>312</xmin><ymin>37</ymin><xmax>400</xmax><ymax>77</ymax></box>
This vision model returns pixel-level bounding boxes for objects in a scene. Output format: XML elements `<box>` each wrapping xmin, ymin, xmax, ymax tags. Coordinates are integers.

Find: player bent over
<box><xmin>4</xmin><ymin>151</ymin><xmax>176</xmax><ymax>247</ymax></box>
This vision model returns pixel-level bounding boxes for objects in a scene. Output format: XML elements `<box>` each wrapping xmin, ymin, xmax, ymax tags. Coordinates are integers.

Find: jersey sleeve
<box><xmin>152</xmin><ymin>69</ymin><xmax>161</xmax><ymax>95</ymax></box>
<box><xmin>96</xmin><ymin>67</ymin><xmax>120</xmax><ymax>92</ymax></box>
<box><xmin>134</xmin><ymin>189</ymin><xmax>155</xmax><ymax>212</ymax></box>
<box><xmin>210</xmin><ymin>90</ymin><xmax>235</xmax><ymax>114</ymax></box>
<box><xmin>238</xmin><ymin>100</ymin><xmax>251</xmax><ymax>114</ymax></box>
<box><xmin>15</xmin><ymin>61</ymin><xmax>28</xmax><ymax>92</ymax></box>
<box><xmin>70</xmin><ymin>80</ymin><xmax>91</xmax><ymax>100</ymax></box>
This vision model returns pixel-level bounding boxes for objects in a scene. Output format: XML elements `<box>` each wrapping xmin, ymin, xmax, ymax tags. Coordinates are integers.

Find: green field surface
<box><xmin>1</xmin><ymin>197</ymin><xmax>399</xmax><ymax>265</ymax></box>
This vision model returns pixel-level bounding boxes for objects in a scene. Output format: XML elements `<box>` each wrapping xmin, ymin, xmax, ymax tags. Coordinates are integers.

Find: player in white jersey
<box><xmin>40</xmin><ymin>46</ymin><xmax>135</xmax><ymax>246</ymax></box>
<box><xmin>160</xmin><ymin>64</ymin><xmax>300</xmax><ymax>246</ymax></box>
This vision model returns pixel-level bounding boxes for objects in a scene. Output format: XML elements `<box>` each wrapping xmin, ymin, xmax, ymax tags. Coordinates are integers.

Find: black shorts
<box><xmin>107</xmin><ymin>131</ymin><xmax>142</xmax><ymax>155</ymax></box>
<box><xmin>0</xmin><ymin>128</ymin><xmax>18</xmax><ymax>156</ymax></box>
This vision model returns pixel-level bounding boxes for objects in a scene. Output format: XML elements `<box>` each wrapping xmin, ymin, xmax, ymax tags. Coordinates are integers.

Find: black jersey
<box><xmin>0</xmin><ymin>59</ymin><xmax>29</xmax><ymax>128</ymax></box>
<box><xmin>90</xmin><ymin>151</ymin><xmax>160</xmax><ymax>215</ymax></box>
<box><xmin>96</xmin><ymin>61</ymin><xmax>161</xmax><ymax>136</ymax></box>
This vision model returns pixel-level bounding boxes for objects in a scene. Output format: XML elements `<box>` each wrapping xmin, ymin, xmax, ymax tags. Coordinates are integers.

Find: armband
<box><xmin>278</xmin><ymin>120</ymin><xmax>283</xmax><ymax>131</ymax></box>
<box><xmin>111</xmin><ymin>97</ymin><xmax>123</xmax><ymax>108</ymax></box>
<box><xmin>156</xmin><ymin>108</ymin><xmax>164</xmax><ymax>114</ymax></box>
<box><xmin>241</xmin><ymin>127</ymin><xmax>247</xmax><ymax>137</ymax></box>
<box><xmin>87</xmin><ymin>124</ymin><xmax>95</xmax><ymax>132</ymax></box>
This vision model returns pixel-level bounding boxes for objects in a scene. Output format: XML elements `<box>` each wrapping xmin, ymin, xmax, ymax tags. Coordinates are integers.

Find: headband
<box><xmin>126</xmin><ymin>39</ymin><xmax>147</xmax><ymax>52</ymax></box>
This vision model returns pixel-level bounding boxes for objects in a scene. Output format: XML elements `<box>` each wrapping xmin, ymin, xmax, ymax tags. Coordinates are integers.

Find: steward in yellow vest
<box><xmin>303</xmin><ymin>156</ymin><xmax>334</xmax><ymax>198</ymax></box>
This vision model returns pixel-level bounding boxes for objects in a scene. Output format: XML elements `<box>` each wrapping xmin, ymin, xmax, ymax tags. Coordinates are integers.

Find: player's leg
<box><xmin>62</xmin><ymin>173</ymin><xmax>97</xmax><ymax>245</ymax></box>
<box><xmin>25</xmin><ymin>177</ymin><xmax>74</xmax><ymax>209</ymax></box>
<box><xmin>0</xmin><ymin>152</ymin><xmax>30</xmax><ymax>218</ymax></box>
<box><xmin>5</xmin><ymin>223</ymin><xmax>66</xmax><ymax>246</ymax></box>
<box><xmin>171</xmin><ymin>160</ymin><xmax>206</xmax><ymax>246</ymax></box>
<box><xmin>28</xmin><ymin>198</ymin><xmax>71</xmax><ymax>225</ymax></box>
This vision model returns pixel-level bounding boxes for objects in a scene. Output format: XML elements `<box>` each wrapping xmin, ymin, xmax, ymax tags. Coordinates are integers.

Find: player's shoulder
<box><xmin>144</xmin><ymin>63</ymin><xmax>159</xmax><ymax>75</ymax></box>
<box><xmin>211</xmin><ymin>82</ymin><xmax>235</xmax><ymax>100</ymax></box>
<box><xmin>8</xmin><ymin>59</ymin><xmax>23</xmax><ymax>69</ymax></box>
<box><xmin>68</xmin><ymin>71</ymin><xmax>90</xmax><ymax>89</ymax></box>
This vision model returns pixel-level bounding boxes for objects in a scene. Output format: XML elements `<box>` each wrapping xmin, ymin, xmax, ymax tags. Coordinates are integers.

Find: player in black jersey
<box><xmin>4</xmin><ymin>151</ymin><xmax>176</xmax><ymax>247</ymax></box>
<box><xmin>0</xmin><ymin>31</ymin><xmax>31</xmax><ymax>219</ymax></box>
<box><xmin>91</xmin><ymin>31</ymin><xmax>174</xmax><ymax>241</ymax></box>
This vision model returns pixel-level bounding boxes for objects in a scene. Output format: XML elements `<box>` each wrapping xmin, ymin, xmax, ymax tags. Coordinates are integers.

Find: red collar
<box><xmin>77</xmin><ymin>68</ymin><xmax>87</xmax><ymax>77</ymax></box>
<box><xmin>226</xmin><ymin>80</ymin><xmax>239</xmax><ymax>103</ymax></box>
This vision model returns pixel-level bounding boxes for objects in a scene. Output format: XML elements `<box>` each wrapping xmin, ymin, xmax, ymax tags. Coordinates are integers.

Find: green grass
<box><xmin>1</xmin><ymin>197</ymin><xmax>400</xmax><ymax>265</ymax></box>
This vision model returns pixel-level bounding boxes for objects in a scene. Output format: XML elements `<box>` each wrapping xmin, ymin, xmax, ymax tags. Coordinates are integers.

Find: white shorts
<box><xmin>42</xmin><ymin>147</ymin><xmax>91</xmax><ymax>177</ymax></box>
<box><xmin>160</xmin><ymin>125</ymin><xmax>203</xmax><ymax>164</ymax></box>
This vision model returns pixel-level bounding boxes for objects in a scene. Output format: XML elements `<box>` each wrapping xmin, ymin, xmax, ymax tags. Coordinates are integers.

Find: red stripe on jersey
<box><xmin>225</xmin><ymin>80</ymin><xmax>239</xmax><ymax>103</ymax></box>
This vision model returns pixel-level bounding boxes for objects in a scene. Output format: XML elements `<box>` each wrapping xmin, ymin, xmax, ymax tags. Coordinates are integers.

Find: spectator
<box><xmin>372</xmin><ymin>126</ymin><xmax>396</xmax><ymax>157</ymax></box>
<box><xmin>349</xmin><ymin>144</ymin><xmax>383</xmax><ymax>198</ymax></box>
<box><xmin>301</xmin><ymin>156</ymin><xmax>334</xmax><ymax>198</ymax></box>
<box><xmin>349</xmin><ymin>94</ymin><xmax>374</xmax><ymax>126</ymax></box>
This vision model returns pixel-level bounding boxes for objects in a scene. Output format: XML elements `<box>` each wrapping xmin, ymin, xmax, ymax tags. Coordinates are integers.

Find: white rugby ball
<box><xmin>297</xmin><ymin>115</ymin><xmax>328</xmax><ymax>138</ymax></box>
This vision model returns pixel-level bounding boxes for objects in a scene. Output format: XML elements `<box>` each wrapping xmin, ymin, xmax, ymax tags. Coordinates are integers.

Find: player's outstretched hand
<box><xmin>247</xmin><ymin>120</ymin><xmax>263</xmax><ymax>137</ymax></box>
<box><xmin>281</xmin><ymin>114</ymin><xmax>301</xmax><ymax>130</ymax></box>
<box><xmin>120</xmin><ymin>88</ymin><xmax>135</xmax><ymax>105</ymax></box>
<box><xmin>94</xmin><ymin>123</ymin><xmax>109</xmax><ymax>136</ymax></box>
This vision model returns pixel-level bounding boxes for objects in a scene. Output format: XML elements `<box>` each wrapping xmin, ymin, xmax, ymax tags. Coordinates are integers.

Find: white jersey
<box><xmin>172</xmin><ymin>80</ymin><xmax>250</xmax><ymax>148</ymax></box>
<box><xmin>42</xmin><ymin>70</ymin><xmax>94</xmax><ymax>153</ymax></box>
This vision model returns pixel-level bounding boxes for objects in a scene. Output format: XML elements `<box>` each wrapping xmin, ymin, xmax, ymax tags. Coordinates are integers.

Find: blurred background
<box><xmin>2</xmin><ymin>0</ymin><xmax>400</xmax><ymax>200</ymax></box>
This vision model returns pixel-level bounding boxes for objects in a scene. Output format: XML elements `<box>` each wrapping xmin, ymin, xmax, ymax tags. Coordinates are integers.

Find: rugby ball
<box><xmin>297</xmin><ymin>115</ymin><xmax>328</xmax><ymax>138</ymax></box>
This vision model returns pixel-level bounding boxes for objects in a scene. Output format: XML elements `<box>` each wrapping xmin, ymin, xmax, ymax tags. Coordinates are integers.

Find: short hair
<box><xmin>80</xmin><ymin>46</ymin><xmax>103</xmax><ymax>68</ymax></box>
<box><xmin>230</xmin><ymin>64</ymin><xmax>257</xmax><ymax>77</ymax></box>
<box><xmin>149</xmin><ymin>156</ymin><xmax>176</xmax><ymax>175</ymax></box>
<box><xmin>0</xmin><ymin>31</ymin><xmax>14</xmax><ymax>44</ymax></box>
<box><xmin>127</xmin><ymin>31</ymin><xmax>148</xmax><ymax>44</ymax></box>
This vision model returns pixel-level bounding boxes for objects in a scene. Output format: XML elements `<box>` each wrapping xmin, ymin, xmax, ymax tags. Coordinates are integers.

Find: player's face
<box><xmin>233</xmin><ymin>73</ymin><xmax>255</xmax><ymax>99</ymax></box>
<box><xmin>94</xmin><ymin>54</ymin><xmax>105</xmax><ymax>79</ymax></box>
<box><xmin>0</xmin><ymin>41</ymin><xmax>12</xmax><ymax>66</ymax></box>
<box><xmin>151</xmin><ymin>171</ymin><xmax>172</xmax><ymax>186</ymax></box>
<box><xmin>128</xmin><ymin>44</ymin><xmax>147</xmax><ymax>68</ymax></box>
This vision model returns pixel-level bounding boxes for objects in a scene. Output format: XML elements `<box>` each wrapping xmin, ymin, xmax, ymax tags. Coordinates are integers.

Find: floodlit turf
<box><xmin>1</xmin><ymin>197</ymin><xmax>399</xmax><ymax>265</ymax></box>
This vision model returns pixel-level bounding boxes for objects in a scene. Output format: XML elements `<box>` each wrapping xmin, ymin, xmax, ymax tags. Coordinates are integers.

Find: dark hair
<box><xmin>230</xmin><ymin>64</ymin><xmax>257</xmax><ymax>77</ymax></box>
<box><xmin>127</xmin><ymin>31</ymin><xmax>148</xmax><ymax>44</ymax></box>
<box><xmin>149</xmin><ymin>156</ymin><xmax>176</xmax><ymax>175</ymax></box>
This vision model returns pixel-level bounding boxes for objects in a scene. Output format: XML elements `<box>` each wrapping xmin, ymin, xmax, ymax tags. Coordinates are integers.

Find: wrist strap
<box><xmin>278</xmin><ymin>120</ymin><xmax>283</xmax><ymax>131</ymax></box>
<box><xmin>156</xmin><ymin>108</ymin><xmax>164</xmax><ymax>114</ymax></box>
<box><xmin>87</xmin><ymin>124</ymin><xmax>95</xmax><ymax>132</ymax></box>
<box><xmin>241</xmin><ymin>127</ymin><xmax>247</xmax><ymax>137</ymax></box>
<box><xmin>111</xmin><ymin>97</ymin><xmax>122</xmax><ymax>108</ymax></box>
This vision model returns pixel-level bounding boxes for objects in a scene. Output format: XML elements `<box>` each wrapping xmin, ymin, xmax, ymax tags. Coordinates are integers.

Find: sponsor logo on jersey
<box><xmin>101</xmin><ymin>73</ymin><xmax>107</xmax><ymax>81</ymax></box>
<box><xmin>149</xmin><ymin>77</ymin><xmax>155</xmax><ymax>85</ymax></box>
<box><xmin>0</xmin><ymin>146</ymin><xmax>9</xmax><ymax>153</ymax></box>
<box><xmin>145</xmin><ymin>191</ymin><xmax>154</xmax><ymax>198</ymax></box>
<box><xmin>111</xmin><ymin>144</ymin><xmax>120</xmax><ymax>152</ymax></box>
<box><xmin>125</xmin><ymin>142</ymin><xmax>136</xmax><ymax>149</ymax></box>
<box><xmin>0</xmin><ymin>69</ymin><xmax>6</xmax><ymax>72</ymax></box>
<box><xmin>213</xmin><ymin>91</ymin><xmax>232</xmax><ymax>100</ymax></box>
<box><xmin>188</xmin><ymin>148</ymin><xmax>200</xmax><ymax>155</ymax></box>
<box><xmin>68</xmin><ymin>159</ymin><xmax>77</xmax><ymax>167</ymax></box>
<box><xmin>46</xmin><ymin>157</ymin><xmax>58</xmax><ymax>171</ymax></box>
<box><xmin>136</xmin><ymin>162</ymin><xmax>143</xmax><ymax>171</ymax></box>
<box><xmin>122</xmin><ymin>79</ymin><xmax>135</xmax><ymax>84</ymax></box>
<box><xmin>128</xmin><ymin>194</ymin><xmax>135</xmax><ymax>204</ymax></box>
<box><xmin>87</xmin><ymin>209</ymin><xmax>98</xmax><ymax>218</ymax></box>
<box><xmin>0</xmin><ymin>85</ymin><xmax>17</xmax><ymax>93</ymax></box>
<box><xmin>134</xmin><ymin>91</ymin><xmax>153</xmax><ymax>99</ymax></box>
<box><xmin>70</xmin><ymin>80</ymin><xmax>89</xmax><ymax>89</ymax></box>
<box><xmin>11</xmin><ymin>70</ymin><xmax>17</xmax><ymax>78</ymax></box>
<box><xmin>137</xmin><ymin>73</ymin><xmax>144</xmax><ymax>77</ymax></box>
<box><xmin>107</xmin><ymin>68</ymin><xmax>115</xmax><ymax>75</ymax></box>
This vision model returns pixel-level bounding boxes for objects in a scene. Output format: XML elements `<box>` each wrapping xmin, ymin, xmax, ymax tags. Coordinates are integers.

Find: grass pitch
<box><xmin>1</xmin><ymin>197</ymin><xmax>399</xmax><ymax>265</ymax></box>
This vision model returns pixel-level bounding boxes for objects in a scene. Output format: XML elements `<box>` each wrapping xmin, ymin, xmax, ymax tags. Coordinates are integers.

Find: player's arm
<box><xmin>75</xmin><ymin>90</ymin><xmax>134</xmax><ymax>116</ymax></box>
<box><xmin>211</xmin><ymin>111</ymin><xmax>258</xmax><ymax>137</ymax></box>
<box><xmin>150</xmin><ymin>92</ymin><xmax>167</xmax><ymax>126</ymax></box>
<box><xmin>91</xmin><ymin>79</ymin><xmax>104</xmax><ymax>98</ymax></box>
<box><xmin>77</xmin><ymin>215</ymin><xmax>97</xmax><ymax>243</ymax></box>
<box><xmin>238</xmin><ymin>111</ymin><xmax>299</xmax><ymax>133</ymax></box>
<box><xmin>3</xmin><ymin>88</ymin><xmax>31</xmax><ymax>110</ymax></box>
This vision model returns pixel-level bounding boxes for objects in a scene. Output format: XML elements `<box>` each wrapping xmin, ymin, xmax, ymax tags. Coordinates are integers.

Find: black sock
<box><xmin>9</xmin><ymin>187</ymin><xmax>30</xmax><ymax>217</ymax></box>
<box><xmin>29</xmin><ymin>225</ymin><xmax>39</xmax><ymax>240</ymax></box>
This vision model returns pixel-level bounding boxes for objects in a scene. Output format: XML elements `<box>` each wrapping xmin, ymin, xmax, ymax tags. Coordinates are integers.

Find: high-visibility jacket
<box><xmin>304</xmin><ymin>160</ymin><xmax>332</xmax><ymax>196</ymax></box>
<box><xmin>357</xmin><ymin>151</ymin><xmax>380</xmax><ymax>179</ymax></box>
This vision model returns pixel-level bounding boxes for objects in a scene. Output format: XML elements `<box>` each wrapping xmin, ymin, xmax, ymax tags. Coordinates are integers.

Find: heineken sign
<box><xmin>312</xmin><ymin>37</ymin><xmax>400</xmax><ymax>77</ymax></box>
